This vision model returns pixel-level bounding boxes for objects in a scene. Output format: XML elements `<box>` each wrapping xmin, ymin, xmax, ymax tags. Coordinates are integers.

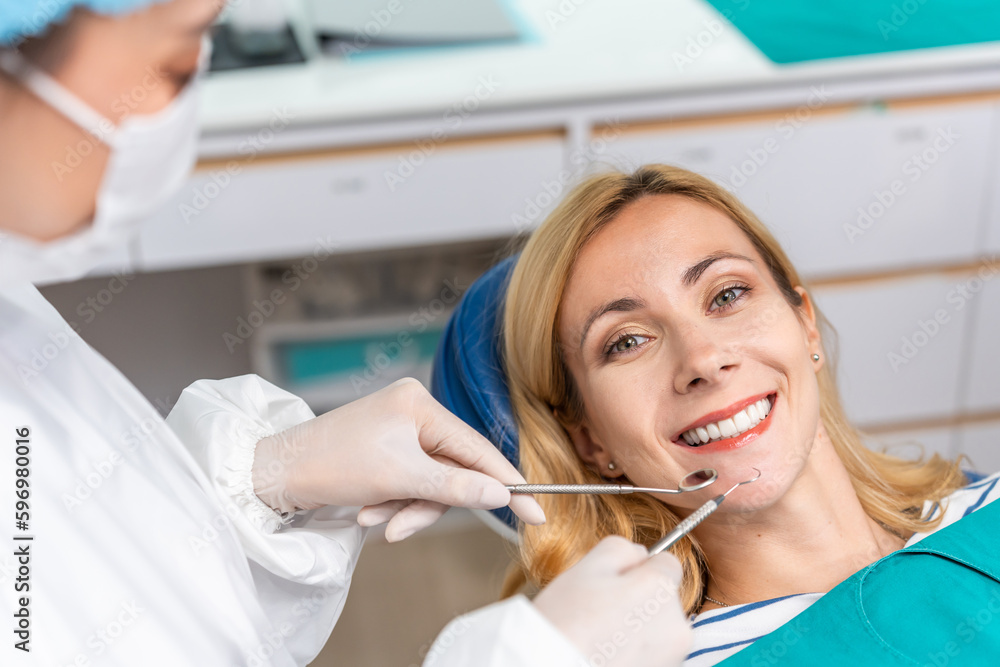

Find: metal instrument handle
<box><xmin>505</xmin><ymin>484</ymin><xmax>629</xmax><ymax>495</ymax></box>
<box><xmin>648</xmin><ymin>496</ymin><xmax>723</xmax><ymax>555</ymax></box>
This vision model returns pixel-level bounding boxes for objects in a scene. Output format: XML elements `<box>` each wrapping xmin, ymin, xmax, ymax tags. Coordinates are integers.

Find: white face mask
<box><xmin>0</xmin><ymin>39</ymin><xmax>209</xmax><ymax>285</ymax></box>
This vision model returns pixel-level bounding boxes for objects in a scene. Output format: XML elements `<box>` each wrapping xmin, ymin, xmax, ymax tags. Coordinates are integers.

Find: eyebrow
<box><xmin>577</xmin><ymin>252</ymin><xmax>755</xmax><ymax>351</ymax></box>
<box><xmin>682</xmin><ymin>252</ymin><xmax>756</xmax><ymax>286</ymax></box>
<box><xmin>579</xmin><ymin>297</ymin><xmax>647</xmax><ymax>350</ymax></box>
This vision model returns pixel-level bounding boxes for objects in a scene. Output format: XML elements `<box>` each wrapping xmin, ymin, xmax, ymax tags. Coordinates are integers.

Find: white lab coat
<box><xmin>0</xmin><ymin>282</ymin><xmax>584</xmax><ymax>666</ymax></box>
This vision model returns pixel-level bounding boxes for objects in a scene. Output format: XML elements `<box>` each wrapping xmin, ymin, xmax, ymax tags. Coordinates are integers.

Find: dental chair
<box><xmin>431</xmin><ymin>255</ymin><xmax>521</xmax><ymax>539</ymax></box>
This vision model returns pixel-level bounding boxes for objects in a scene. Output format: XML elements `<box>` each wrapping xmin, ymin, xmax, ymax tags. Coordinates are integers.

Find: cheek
<box><xmin>740</xmin><ymin>295</ymin><xmax>810</xmax><ymax>350</ymax></box>
<box><xmin>581</xmin><ymin>379</ymin><xmax>665</xmax><ymax>459</ymax></box>
<box><xmin>581</xmin><ymin>386</ymin><xmax>692</xmax><ymax>486</ymax></box>
<box><xmin>583</xmin><ymin>385</ymin><xmax>649</xmax><ymax>445</ymax></box>
<box><xmin>738</xmin><ymin>305</ymin><xmax>815</xmax><ymax>390</ymax></box>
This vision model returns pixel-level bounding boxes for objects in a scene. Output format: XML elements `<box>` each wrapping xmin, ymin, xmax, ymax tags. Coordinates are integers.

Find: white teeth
<box><xmin>732</xmin><ymin>410</ymin><xmax>751</xmax><ymax>432</ymax></box>
<box><xmin>756</xmin><ymin>398</ymin><xmax>766</xmax><ymax>417</ymax></box>
<box><xmin>680</xmin><ymin>396</ymin><xmax>773</xmax><ymax>446</ymax></box>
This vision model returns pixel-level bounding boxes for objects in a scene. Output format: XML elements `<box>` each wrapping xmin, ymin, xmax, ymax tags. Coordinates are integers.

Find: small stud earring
<box><xmin>812</xmin><ymin>353</ymin><xmax>820</xmax><ymax>362</ymax></box>
<box><xmin>608</xmin><ymin>462</ymin><xmax>617</xmax><ymax>471</ymax></box>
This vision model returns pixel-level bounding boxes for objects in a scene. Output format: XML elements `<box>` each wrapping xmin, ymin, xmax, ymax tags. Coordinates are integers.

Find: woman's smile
<box><xmin>671</xmin><ymin>392</ymin><xmax>777</xmax><ymax>453</ymax></box>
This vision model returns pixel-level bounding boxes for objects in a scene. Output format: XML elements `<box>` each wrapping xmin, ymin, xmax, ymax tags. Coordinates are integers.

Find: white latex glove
<box><xmin>252</xmin><ymin>378</ymin><xmax>545</xmax><ymax>540</ymax></box>
<box><xmin>534</xmin><ymin>536</ymin><xmax>693</xmax><ymax>667</ymax></box>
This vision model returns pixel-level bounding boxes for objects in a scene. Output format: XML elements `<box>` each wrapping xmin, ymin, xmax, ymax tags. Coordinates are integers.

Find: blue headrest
<box><xmin>431</xmin><ymin>255</ymin><xmax>520</xmax><ymax>531</ymax></box>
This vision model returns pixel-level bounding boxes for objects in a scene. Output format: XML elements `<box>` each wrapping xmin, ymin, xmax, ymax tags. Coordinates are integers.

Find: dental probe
<box><xmin>506</xmin><ymin>484</ymin><xmax>685</xmax><ymax>495</ymax></box>
<box><xmin>647</xmin><ymin>468</ymin><xmax>762</xmax><ymax>556</ymax></box>
<box><xmin>506</xmin><ymin>468</ymin><xmax>717</xmax><ymax>496</ymax></box>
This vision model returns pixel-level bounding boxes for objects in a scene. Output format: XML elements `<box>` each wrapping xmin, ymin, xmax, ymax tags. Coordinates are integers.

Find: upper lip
<box><xmin>670</xmin><ymin>391</ymin><xmax>775</xmax><ymax>442</ymax></box>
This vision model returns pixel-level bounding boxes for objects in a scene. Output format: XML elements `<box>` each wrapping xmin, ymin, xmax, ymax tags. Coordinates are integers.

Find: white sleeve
<box><xmin>424</xmin><ymin>596</ymin><xmax>587</xmax><ymax>667</ymax></box>
<box><xmin>165</xmin><ymin>374</ymin><xmax>366</xmax><ymax>665</ymax></box>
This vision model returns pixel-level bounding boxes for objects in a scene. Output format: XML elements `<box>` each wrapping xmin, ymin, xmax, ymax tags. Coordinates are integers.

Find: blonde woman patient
<box><xmin>500</xmin><ymin>164</ymin><xmax>999</xmax><ymax>665</ymax></box>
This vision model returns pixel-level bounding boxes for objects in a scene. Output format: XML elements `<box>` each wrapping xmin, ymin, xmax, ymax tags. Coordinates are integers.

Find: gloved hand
<box><xmin>533</xmin><ymin>537</ymin><xmax>693</xmax><ymax>667</ymax></box>
<box><xmin>252</xmin><ymin>378</ymin><xmax>545</xmax><ymax>540</ymax></box>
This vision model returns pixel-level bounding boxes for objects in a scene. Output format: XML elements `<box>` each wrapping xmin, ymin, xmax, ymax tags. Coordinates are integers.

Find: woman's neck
<box><xmin>693</xmin><ymin>430</ymin><xmax>906</xmax><ymax>611</ymax></box>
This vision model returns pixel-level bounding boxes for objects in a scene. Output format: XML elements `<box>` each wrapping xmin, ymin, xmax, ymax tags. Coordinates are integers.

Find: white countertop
<box><xmin>200</xmin><ymin>0</ymin><xmax>1000</xmax><ymax>135</ymax></box>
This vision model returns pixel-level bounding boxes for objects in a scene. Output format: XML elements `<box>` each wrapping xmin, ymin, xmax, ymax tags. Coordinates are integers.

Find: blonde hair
<box><xmin>501</xmin><ymin>164</ymin><xmax>967</xmax><ymax>613</ymax></box>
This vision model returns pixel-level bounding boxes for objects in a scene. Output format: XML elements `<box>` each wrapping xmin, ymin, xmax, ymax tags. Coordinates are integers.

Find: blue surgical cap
<box><xmin>0</xmin><ymin>0</ymin><xmax>164</xmax><ymax>46</ymax></box>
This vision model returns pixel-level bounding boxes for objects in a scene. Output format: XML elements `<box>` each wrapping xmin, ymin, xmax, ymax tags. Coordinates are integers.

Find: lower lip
<box><xmin>673</xmin><ymin>394</ymin><xmax>777</xmax><ymax>453</ymax></box>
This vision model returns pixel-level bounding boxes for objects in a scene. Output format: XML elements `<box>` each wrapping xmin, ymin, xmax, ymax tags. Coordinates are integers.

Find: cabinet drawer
<box><xmin>812</xmin><ymin>274</ymin><xmax>970</xmax><ymax>426</ymax></box>
<box><xmin>603</xmin><ymin>101</ymin><xmax>995</xmax><ymax>277</ymax></box>
<box><xmin>136</xmin><ymin>134</ymin><xmax>565</xmax><ymax>270</ymax></box>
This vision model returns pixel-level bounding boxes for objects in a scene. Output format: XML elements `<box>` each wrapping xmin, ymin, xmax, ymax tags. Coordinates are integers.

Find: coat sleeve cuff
<box><xmin>165</xmin><ymin>374</ymin><xmax>317</xmax><ymax>536</ymax></box>
<box><xmin>231</xmin><ymin>423</ymin><xmax>295</xmax><ymax>534</ymax></box>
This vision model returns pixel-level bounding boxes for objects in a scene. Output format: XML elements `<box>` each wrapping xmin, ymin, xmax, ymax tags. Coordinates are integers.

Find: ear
<box><xmin>565</xmin><ymin>420</ymin><xmax>624</xmax><ymax>479</ymax></box>
<box><xmin>794</xmin><ymin>286</ymin><xmax>824</xmax><ymax>371</ymax></box>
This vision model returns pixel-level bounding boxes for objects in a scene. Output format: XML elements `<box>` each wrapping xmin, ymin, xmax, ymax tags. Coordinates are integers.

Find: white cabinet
<box><xmin>963</xmin><ymin>277</ymin><xmax>1000</xmax><ymax>412</ymax></box>
<box><xmin>604</xmin><ymin>102</ymin><xmax>996</xmax><ymax>278</ymax></box>
<box><xmin>983</xmin><ymin>101</ymin><xmax>1000</xmax><ymax>255</ymax></box>
<box><xmin>812</xmin><ymin>274</ymin><xmax>970</xmax><ymax>426</ymax></box>
<box><xmin>136</xmin><ymin>135</ymin><xmax>566</xmax><ymax>271</ymax></box>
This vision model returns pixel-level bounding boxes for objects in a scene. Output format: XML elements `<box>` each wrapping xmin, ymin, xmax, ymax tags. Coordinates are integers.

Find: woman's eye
<box><xmin>711</xmin><ymin>286</ymin><xmax>749</xmax><ymax>311</ymax></box>
<box><xmin>608</xmin><ymin>334</ymin><xmax>648</xmax><ymax>355</ymax></box>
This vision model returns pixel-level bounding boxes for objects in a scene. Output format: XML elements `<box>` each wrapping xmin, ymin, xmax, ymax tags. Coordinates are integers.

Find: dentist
<box><xmin>0</xmin><ymin>1</ymin><xmax>691</xmax><ymax>665</ymax></box>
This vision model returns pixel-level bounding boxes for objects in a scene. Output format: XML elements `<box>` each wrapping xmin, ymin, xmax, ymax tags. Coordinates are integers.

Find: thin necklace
<box><xmin>703</xmin><ymin>594</ymin><xmax>730</xmax><ymax>608</ymax></box>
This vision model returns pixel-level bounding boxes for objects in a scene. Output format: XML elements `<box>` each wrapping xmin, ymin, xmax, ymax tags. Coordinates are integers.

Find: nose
<box><xmin>671</xmin><ymin>323</ymin><xmax>739</xmax><ymax>393</ymax></box>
